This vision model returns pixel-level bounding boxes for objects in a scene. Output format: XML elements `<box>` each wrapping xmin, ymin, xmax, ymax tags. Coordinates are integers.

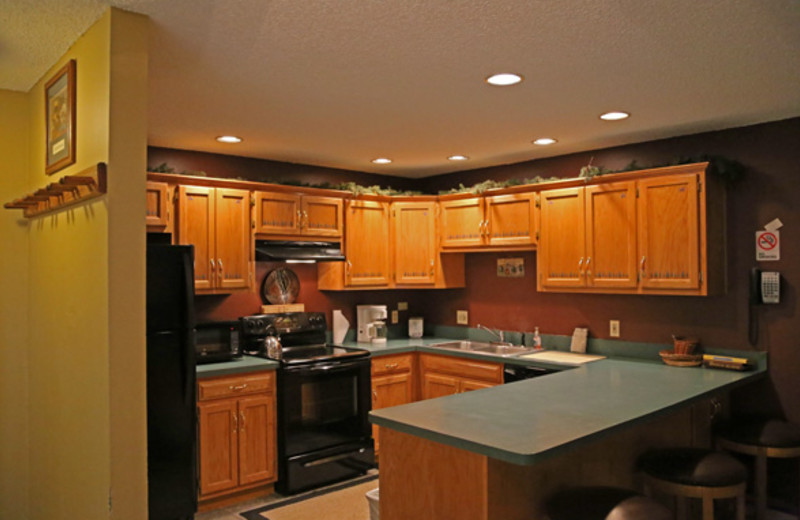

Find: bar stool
<box><xmin>717</xmin><ymin>417</ymin><xmax>800</xmax><ymax>520</ymax></box>
<box><xmin>544</xmin><ymin>486</ymin><xmax>673</xmax><ymax>520</ymax></box>
<box><xmin>639</xmin><ymin>448</ymin><xmax>747</xmax><ymax>520</ymax></box>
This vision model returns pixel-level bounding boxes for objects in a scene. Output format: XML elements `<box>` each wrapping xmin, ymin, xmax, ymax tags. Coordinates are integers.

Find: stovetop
<box><xmin>239</xmin><ymin>312</ymin><xmax>370</xmax><ymax>365</ymax></box>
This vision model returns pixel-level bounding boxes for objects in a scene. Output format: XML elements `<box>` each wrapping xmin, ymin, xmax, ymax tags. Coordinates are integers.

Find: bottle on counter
<box><xmin>533</xmin><ymin>327</ymin><xmax>542</xmax><ymax>349</ymax></box>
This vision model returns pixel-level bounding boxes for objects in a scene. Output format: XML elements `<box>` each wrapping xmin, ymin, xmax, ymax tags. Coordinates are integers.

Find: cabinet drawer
<box><xmin>420</xmin><ymin>353</ymin><xmax>502</xmax><ymax>383</ymax></box>
<box><xmin>372</xmin><ymin>353</ymin><xmax>414</xmax><ymax>376</ymax></box>
<box><xmin>198</xmin><ymin>371</ymin><xmax>275</xmax><ymax>401</ymax></box>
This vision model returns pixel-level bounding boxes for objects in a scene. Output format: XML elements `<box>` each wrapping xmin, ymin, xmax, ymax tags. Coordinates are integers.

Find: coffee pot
<box><xmin>357</xmin><ymin>305</ymin><xmax>388</xmax><ymax>344</ymax></box>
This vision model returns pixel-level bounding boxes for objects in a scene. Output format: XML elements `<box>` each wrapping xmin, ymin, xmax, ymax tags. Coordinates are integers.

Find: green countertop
<box><xmin>369</xmin><ymin>352</ymin><xmax>767</xmax><ymax>466</ymax></box>
<box><xmin>196</xmin><ymin>356</ymin><xmax>278</xmax><ymax>378</ymax></box>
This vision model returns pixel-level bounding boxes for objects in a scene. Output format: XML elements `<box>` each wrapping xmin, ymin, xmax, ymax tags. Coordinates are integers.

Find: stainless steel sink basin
<box><xmin>429</xmin><ymin>341</ymin><xmax>539</xmax><ymax>357</ymax></box>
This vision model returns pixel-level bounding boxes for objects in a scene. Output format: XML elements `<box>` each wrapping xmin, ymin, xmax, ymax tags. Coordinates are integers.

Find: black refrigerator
<box><xmin>146</xmin><ymin>244</ymin><xmax>197</xmax><ymax>520</ymax></box>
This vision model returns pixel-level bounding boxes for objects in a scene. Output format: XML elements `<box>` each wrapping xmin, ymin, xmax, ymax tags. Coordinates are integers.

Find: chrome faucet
<box><xmin>477</xmin><ymin>324</ymin><xmax>508</xmax><ymax>344</ymax></box>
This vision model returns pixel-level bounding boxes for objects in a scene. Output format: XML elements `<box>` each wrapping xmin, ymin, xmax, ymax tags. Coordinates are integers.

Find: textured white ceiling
<box><xmin>3</xmin><ymin>0</ymin><xmax>800</xmax><ymax>177</ymax></box>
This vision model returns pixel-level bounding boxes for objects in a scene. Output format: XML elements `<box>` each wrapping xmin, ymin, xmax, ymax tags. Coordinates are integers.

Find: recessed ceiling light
<box><xmin>485</xmin><ymin>73</ymin><xmax>523</xmax><ymax>86</ymax></box>
<box><xmin>532</xmin><ymin>138</ymin><xmax>557</xmax><ymax>146</ymax></box>
<box><xmin>448</xmin><ymin>155</ymin><xmax>469</xmax><ymax>161</ymax></box>
<box><xmin>371</xmin><ymin>158</ymin><xmax>392</xmax><ymax>164</ymax></box>
<box><xmin>599</xmin><ymin>111</ymin><xmax>630</xmax><ymax>121</ymax></box>
<box><xmin>216</xmin><ymin>135</ymin><xmax>242</xmax><ymax>143</ymax></box>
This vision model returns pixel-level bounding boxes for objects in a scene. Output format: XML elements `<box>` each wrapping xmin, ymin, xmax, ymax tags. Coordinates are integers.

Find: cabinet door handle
<box><xmin>372</xmin><ymin>390</ymin><xmax>378</xmax><ymax>399</ymax></box>
<box><xmin>209</xmin><ymin>259</ymin><xmax>215</xmax><ymax>283</ymax></box>
<box><xmin>640</xmin><ymin>256</ymin><xmax>646</xmax><ymax>277</ymax></box>
<box><xmin>484</xmin><ymin>219</ymin><xmax>491</xmax><ymax>238</ymax></box>
<box><xmin>239</xmin><ymin>411</ymin><xmax>246</xmax><ymax>431</ymax></box>
<box><xmin>218</xmin><ymin>259</ymin><xmax>224</xmax><ymax>280</ymax></box>
<box><xmin>430</xmin><ymin>258</ymin><xmax>435</xmax><ymax>276</ymax></box>
<box><xmin>303</xmin><ymin>211</ymin><xmax>309</xmax><ymax>229</ymax></box>
<box><xmin>585</xmin><ymin>256</ymin><xmax>592</xmax><ymax>277</ymax></box>
<box><xmin>232</xmin><ymin>413</ymin><xmax>238</xmax><ymax>433</ymax></box>
<box><xmin>577</xmin><ymin>257</ymin><xmax>584</xmax><ymax>274</ymax></box>
<box><xmin>296</xmin><ymin>209</ymin><xmax>303</xmax><ymax>228</ymax></box>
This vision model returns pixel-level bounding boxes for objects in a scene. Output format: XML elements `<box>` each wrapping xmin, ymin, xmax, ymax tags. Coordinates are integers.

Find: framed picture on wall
<box><xmin>45</xmin><ymin>59</ymin><xmax>76</xmax><ymax>175</ymax></box>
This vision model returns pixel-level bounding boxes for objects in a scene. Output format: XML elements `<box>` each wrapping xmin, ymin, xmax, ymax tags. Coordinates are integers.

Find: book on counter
<box><xmin>702</xmin><ymin>354</ymin><xmax>754</xmax><ymax>371</ymax></box>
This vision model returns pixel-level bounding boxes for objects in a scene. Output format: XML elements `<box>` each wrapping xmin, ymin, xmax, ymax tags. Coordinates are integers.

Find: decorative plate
<box><xmin>261</xmin><ymin>267</ymin><xmax>300</xmax><ymax>304</ymax></box>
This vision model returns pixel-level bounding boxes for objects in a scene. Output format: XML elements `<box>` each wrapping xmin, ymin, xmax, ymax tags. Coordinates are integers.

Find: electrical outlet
<box><xmin>456</xmin><ymin>310</ymin><xmax>469</xmax><ymax>325</ymax></box>
<box><xmin>397</xmin><ymin>301</ymin><xmax>408</xmax><ymax>311</ymax></box>
<box><xmin>391</xmin><ymin>310</ymin><xmax>399</xmax><ymax>324</ymax></box>
<box><xmin>609</xmin><ymin>320</ymin><xmax>620</xmax><ymax>338</ymax></box>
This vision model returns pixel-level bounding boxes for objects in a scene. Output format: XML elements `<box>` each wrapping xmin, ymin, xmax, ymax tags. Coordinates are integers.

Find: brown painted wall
<box><xmin>148</xmin><ymin>146</ymin><xmax>418</xmax><ymax>191</ymax></box>
<box><xmin>151</xmin><ymin>117</ymin><xmax>800</xmax><ymax>420</ymax></box>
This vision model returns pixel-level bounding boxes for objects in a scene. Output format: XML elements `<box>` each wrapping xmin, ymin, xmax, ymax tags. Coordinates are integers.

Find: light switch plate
<box><xmin>391</xmin><ymin>310</ymin><xmax>399</xmax><ymax>324</ymax></box>
<box><xmin>456</xmin><ymin>310</ymin><xmax>469</xmax><ymax>325</ymax></box>
<box><xmin>397</xmin><ymin>301</ymin><xmax>408</xmax><ymax>311</ymax></box>
<box><xmin>609</xmin><ymin>320</ymin><xmax>620</xmax><ymax>338</ymax></box>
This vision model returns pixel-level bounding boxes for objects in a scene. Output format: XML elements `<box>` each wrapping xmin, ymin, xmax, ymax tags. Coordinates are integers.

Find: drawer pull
<box><xmin>229</xmin><ymin>383</ymin><xmax>248</xmax><ymax>391</ymax></box>
<box><xmin>384</xmin><ymin>362</ymin><xmax>399</xmax><ymax>369</ymax></box>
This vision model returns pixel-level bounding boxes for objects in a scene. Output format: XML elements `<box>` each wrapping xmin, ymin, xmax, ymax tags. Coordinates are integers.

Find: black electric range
<box><xmin>239</xmin><ymin>312</ymin><xmax>374</xmax><ymax>494</ymax></box>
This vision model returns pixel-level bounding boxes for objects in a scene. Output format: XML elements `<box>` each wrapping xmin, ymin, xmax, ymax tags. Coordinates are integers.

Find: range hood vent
<box><xmin>254</xmin><ymin>240</ymin><xmax>345</xmax><ymax>262</ymax></box>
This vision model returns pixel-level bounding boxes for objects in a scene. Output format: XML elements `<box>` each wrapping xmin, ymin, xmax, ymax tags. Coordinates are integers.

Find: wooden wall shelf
<box><xmin>4</xmin><ymin>163</ymin><xmax>107</xmax><ymax>218</ymax></box>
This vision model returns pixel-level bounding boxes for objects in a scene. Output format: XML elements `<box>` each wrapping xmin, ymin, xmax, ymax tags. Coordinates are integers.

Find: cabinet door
<box><xmin>237</xmin><ymin>395</ymin><xmax>276</xmax><ymax>486</ymax></box>
<box><xmin>372</xmin><ymin>372</ymin><xmax>414</xmax><ymax>453</ymax></box>
<box><xmin>637</xmin><ymin>174</ymin><xmax>700</xmax><ymax>291</ymax></box>
<box><xmin>485</xmin><ymin>193</ymin><xmax>538</xmax><ymax>247</ymax></box>
<box><xmin>254</xmin><ymin>191</ymin><xmax>300</xmax><ymax>235</ymax></box>
<box><xmin>302</xmin><ymin>195</ymin><xmax>343</xmax><ymax>238</ymax></box>
<box><xmin>421</xmin><ymin>372</ymin><xmax>459</xmax><ymax>400</ymax></box>
<box><xmin>585</xmin><ymin>182</ymin><xmax>638</xmax><ymax>289</ymax></box>
<box><xmin>440</xmin><ymin>198</ymin><xmax>484</xmax><ymax>248</ymax></box>
<box><xmin>459</xmin><ymin>378</ymin><xmax>497</xmax><ymax>393</ymax></box>
<box><xmin>214</xmin><ymin>188</ymin><xmax>250</xmax><ymax>290</ymax></box>
<box><xmin>198</xmin><ymin>400</ymin><xmax>239</xmax><ymax>496</ymax></box>
<box><xmin>146</xmin><ymin>181</ymin><xmax>170</xmax><ymax>229</ymax></box>
<box><xmin>393</xmin><ymin>201</ymin><xmax>437</xmax><ymax>285</ymax></box>
<box><xmin>539</xmin><ymin>187</ymin><xmax>586</xmax><ymax>288</ymax></box>
<box><xmin>345</xmin><ymin>200</ymin><xmax>391</xmax><ymax>286</ymax></box>
<box><xmin>178</xmin><ymin>185</ymin><xmax>215</xmax><ymax>291</ymax></box>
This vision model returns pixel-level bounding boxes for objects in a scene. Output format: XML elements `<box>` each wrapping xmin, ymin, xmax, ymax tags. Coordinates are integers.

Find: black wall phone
<box><xmin>749</xmin><ymin>267</ymin><xmax>780</xmax><ymax>345</ymax></box>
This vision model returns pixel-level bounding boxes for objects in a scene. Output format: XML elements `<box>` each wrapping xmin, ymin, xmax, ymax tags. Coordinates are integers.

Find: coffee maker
<box><xmin>357</xmin><ymin>305</ymin><xmax>388</xmax><ymax>344</ymax></box>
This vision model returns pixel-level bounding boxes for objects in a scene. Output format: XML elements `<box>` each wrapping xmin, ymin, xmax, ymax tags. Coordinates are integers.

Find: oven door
<box><xmin>279</xmin><ymin>357</ymin><xmax>372</xmax><ymax>457</ymax></box>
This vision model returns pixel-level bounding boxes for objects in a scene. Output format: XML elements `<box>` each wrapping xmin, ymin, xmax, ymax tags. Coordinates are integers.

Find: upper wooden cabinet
<box><xmin>317</xmin><ymin>199</ymin><xmax>465</xmax><ymax>291</ymax></box>
<box><xmin>254</xmin><ymin>191</ymin><xmax>343</xmax><ymax>239</ymax></box>
<box><xmin>440</xmin><ymin>192</ymin><xmax>538</xmax><ymax>251</ymax></box>
<box><xmin>146</xmin><ymin>181</ymin><xmax>172</xmax><ymax>233</ymax></box>
<box><xmin>538</xmin><ymin>163</ymin><xmax>723</xmax><ymax>296</ymax></box>
<box><xmin>392</xmin><ymin>201</ymin><xmax>438</xmax><ymax>285</ymax></box>
<box><xmin>177</xmin><ymin>185</ymin><xmax>251</xmax><ymax>293</ymax></box>
<box><xmin>344</xmin><ymin>200</ymin><xmax>392</xmax><ymax>287</ymax></box>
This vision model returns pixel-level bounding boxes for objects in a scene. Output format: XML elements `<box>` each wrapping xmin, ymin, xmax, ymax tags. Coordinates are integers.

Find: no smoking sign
<box><xmin>756</xmin><ymin>230</ymin><xmax>780</xmax><ymax>261</ymax></box>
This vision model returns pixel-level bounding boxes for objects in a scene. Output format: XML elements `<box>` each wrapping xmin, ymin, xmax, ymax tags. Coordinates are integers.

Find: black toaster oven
<box><xmin>195</xmin><ymin>320</ymin><xmax>242</xmax><ymax>364</ymax></box>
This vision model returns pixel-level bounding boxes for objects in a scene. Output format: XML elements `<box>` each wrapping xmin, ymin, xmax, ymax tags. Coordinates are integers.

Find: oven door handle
<box><xmin>302</xmin><ymin>448</ymin><xmax>366</xmax><ymax>468</ymax></box>
<box><xmin>292</xmin><ymin>359</ymin><xmax>369</xmax><ymax>374</ymax></box>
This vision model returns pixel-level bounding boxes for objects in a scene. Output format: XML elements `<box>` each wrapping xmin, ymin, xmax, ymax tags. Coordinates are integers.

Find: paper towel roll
<box><xmin>332</xmin><ymin>310</ymin><xmax>349</xmax><ymax>344</ymax></box>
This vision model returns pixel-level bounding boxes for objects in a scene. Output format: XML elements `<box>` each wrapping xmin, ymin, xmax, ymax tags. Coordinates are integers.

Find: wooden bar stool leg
<box><xmin>756</xmin><ymin>450</ymin><xmax>767</xmax><ymax>520</ymax></box>
<box><xmin>676</xmin><ymin>495</ymin><xmax>689</xmax><ymax>520</ymax></box>
<box><xmin>701</xmin><ymin>495</ymin><xmax>714</xmax><ymax>520</ymax></box>
<box><xmin>737</xmin><ymin>491</ymin><xmax>746</xmax><ymax>520</ymax></box>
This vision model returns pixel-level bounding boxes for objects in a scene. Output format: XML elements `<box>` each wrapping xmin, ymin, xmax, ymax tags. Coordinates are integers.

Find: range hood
<box><xmin>254</xmin><ymin>240</ymin><xmax>345</xmax><ymax>262</ymax></box>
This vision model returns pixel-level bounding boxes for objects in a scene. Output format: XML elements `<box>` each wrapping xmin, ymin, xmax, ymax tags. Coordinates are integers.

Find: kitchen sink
<box><xmin>429</xmin><ymin>341</ymin><xmax>539</xmax><ymax>357</ymax></box>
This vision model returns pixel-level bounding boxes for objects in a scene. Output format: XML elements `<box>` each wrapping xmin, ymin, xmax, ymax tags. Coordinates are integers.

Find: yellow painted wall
<box><xmin>0</xmin><ymin>89</ymin><xmax>31</xmax><ymax>520</ymax></box>
<box><xmin>8</xmin><ymin>8</ymin><xmax>149</xmax><ymax>519</ymax></box>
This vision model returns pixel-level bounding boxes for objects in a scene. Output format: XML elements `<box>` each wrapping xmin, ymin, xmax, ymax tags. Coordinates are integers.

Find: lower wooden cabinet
<box><xmin>419</xmin><ymin>353</ymin><xmax>503</xmax><ymax>400</ymax></box>
<box><xmin>371</xmin><ymin>354</ymin><xmax>416</xmax><ymax>454</ymax></box>
<box><xmin>197</xmin><ymin>371</ymin><xmax>277</xmax><ymax>503</ymax></box>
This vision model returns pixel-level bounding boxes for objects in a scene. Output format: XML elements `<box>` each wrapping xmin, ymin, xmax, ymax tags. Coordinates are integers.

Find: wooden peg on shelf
<box><xmin>2</xmin><ymin>162</ymin><xmax>107</xmax><ymax>218</ymax></box>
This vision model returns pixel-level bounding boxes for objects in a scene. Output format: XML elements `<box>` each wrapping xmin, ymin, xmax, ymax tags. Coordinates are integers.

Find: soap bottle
<box><xmin>533</xmin><ymin>327</ymin><xmax>542</xmax><ymax>349</ymax></box>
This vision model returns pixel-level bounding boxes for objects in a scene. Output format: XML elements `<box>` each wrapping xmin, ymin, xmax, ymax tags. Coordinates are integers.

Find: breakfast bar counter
<box><xmin>370</xmin><ymin>353</ymin><xmax>767</xmax><ymax>520</ymax></box>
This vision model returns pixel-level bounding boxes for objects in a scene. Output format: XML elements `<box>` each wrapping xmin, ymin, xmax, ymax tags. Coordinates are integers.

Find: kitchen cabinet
<box><xmin>371</xmin><ymin>354</ymin><xmax>416</xmax><ymax>454</ymax></box>
<box><xmin>392</xmin><ymin>201</ymin><xmax>438</xmax><ymax>285</ymax></box>
<box><xmin>538</xmin><ymin>163</ymin><xmax>723</xmax><ymax>296</ymax></box>
<box><xmin>317</xmin><ymin>198</ymin><xmax>465</xmax><ymax>290</ymax></box>
<box><xmin>538</xmin><ymin>181</ymin><xmax>637</xmax><ymax>290</ymax></box>
<box><xmin>440</xmin><ymin>192</ymin><xmax>538</xmax><ymax>251</ymax></box>
<box><xmin>419</xmin><ymin>353</ymin><xmax>503</xmax><ymax>400</ymax></box>
<box><xmin>197</xmin><ymin>371</ymin><xmax>277</xmax><ymax>503</ymax></box>
<box><xmin>254</xmin><ymin>191</ymin><xmax>343</xmax><ymax>239</ymax></box>
<box><xmin>146</xmin><ymin>180</ymin><xmax>172</xmax><ymax>232</ymax></box>
<box><xmin>177</xmin><ymin>185</ymin><xmax>251</xmax><ymax>293</ymax></box>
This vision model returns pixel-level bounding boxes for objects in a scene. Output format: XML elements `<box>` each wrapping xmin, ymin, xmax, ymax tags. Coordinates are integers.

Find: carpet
<box><xmin>240</xmin><ymin>475</ymin><xmax>379</xmax><ymax>520</ymax></box>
